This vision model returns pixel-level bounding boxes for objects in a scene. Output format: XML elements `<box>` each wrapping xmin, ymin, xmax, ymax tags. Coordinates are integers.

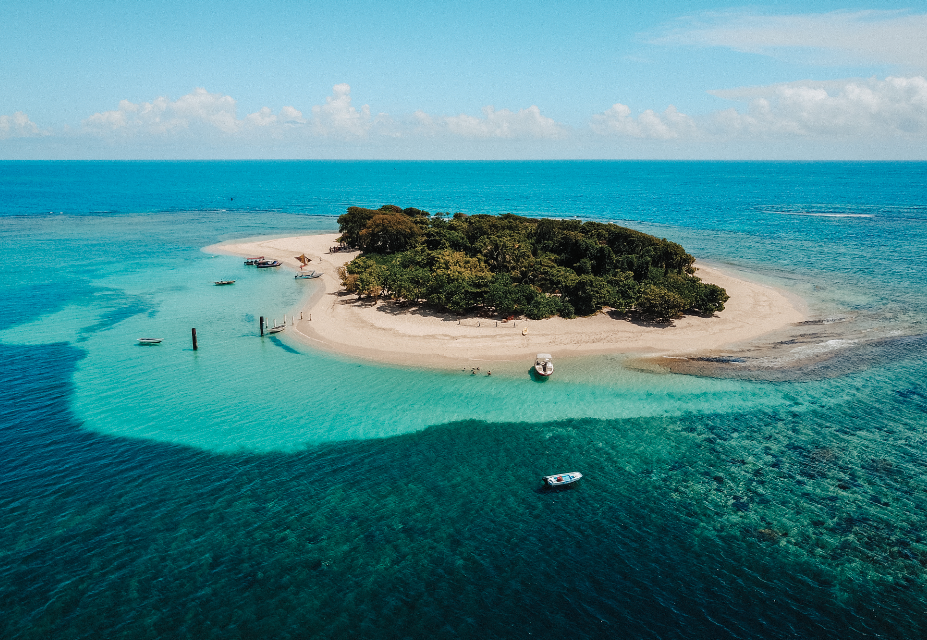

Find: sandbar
<box><xmin>207</xmin><ymin>233</ymin><xmax>806</xmax><ymax>369</ymax></box>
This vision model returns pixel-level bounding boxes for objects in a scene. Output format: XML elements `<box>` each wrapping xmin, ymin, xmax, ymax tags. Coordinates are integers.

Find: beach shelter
<box><xmin>295</xmin><ymin>253</ymin><xmax>311</xmax><ymax>269</ymax></box>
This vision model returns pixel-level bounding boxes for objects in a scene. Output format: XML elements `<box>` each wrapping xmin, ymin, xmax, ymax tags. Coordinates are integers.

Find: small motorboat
<box><xmin>266</xmin><ymin>324</ymin><xmax>286</xmax><ymax>334</ymax></box>
<box><xmin>295</xmin><ymin>271</ymin><xmax>321</xmax><ymax>279</ymax></box>
<box><xmin>214</xmin><ymin>280</ymin><xmax>236</xmax><ymax>285</ymax></box>
<box><xmin>534</xmin><ymin>353</ymin><xmax>553</xmax><ymax>377</ymax></box>
<box><xmin>137</xmin><ymin>338</ymin><xmax>163</xmax><ymax>344</ymax></box>
<box><xmin>244</xmin><ymin>256</ymin><xmax>264</xmax><ymax>265</ymax></box>
<box><xmin>542</xmin><ymin>472</ymin><xmax>582</xmax><ymax>488</ymax></box>
<box><xmin>256</xmin><ymin>259</ymin><xmax>282</xmax><ymax>268</ymax></box>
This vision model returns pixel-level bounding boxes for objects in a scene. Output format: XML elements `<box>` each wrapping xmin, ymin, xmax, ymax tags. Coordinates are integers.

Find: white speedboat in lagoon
<box><xmin>534</xmin><ymin>353</ymin><xmax>553</xmax><ymax>377</ymax></box>
<box><xmin>542</xmin><ymin>472</ymin><xmax>582</xmax><ymax>488</ymax></box>
<box><xmin>214</xmin><ymin>280</ymin><xmax>235</xmax><ymax>285</ymax></box>
<box><xmin>137</xmin><ymin>338</ymin><xmax>163</xmax><ymax>344</ymax></box>
<box><xmin>295</xmin><ymin>271</ymin><xmax>321</xmax><ymax>279</ymax></box>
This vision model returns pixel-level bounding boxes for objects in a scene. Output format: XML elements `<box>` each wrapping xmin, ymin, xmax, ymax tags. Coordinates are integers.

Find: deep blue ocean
<box><xmin>2</xmin><ymin>161</ymin><xmax>927</xmax><ymax>638</ymax></box>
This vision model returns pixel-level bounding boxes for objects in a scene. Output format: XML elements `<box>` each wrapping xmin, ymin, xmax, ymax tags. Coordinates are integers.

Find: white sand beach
<box><xmin>208</xmin><ymin>233</ymin><xmax>806</xmax><ymax>369</ymax></box>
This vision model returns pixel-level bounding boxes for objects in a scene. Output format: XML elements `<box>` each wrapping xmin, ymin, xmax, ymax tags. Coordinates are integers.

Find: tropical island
<box><xmin>336</xmin><ymin>205</ymin><xmax>729</xmax><ymax>322</ymax></box>
<box><xmin>210</xmin><ymin>207</ymin><xmax>803</xmax><ymax>370</ymax></box>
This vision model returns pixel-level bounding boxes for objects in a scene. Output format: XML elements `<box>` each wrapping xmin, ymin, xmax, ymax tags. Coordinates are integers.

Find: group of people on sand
<box><xmin>468</xmin><ymin>367</ymin><xmax>491</xmax><ymax>376</ymax></box>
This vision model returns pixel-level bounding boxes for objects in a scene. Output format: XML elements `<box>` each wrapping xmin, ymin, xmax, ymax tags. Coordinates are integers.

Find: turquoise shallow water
<box><xmin>2</xmin><ymin>161</ymin><xmax>927</xmax><ymax>638</ymax></box>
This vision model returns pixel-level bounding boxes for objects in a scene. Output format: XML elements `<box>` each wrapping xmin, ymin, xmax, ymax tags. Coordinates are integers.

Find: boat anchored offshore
<box><xmin>137</xmin><ymin>338</ymin><xmax>163</xmax><ymax>344</ymax></box>
<box><xmin>214</xmin><ymin>280</ymin><xmax>235</xmax><ymax>285</ymax></box>
<box><xmin>542</xmin><ymin>472</ymin><xmax>582</xmax><ymax>488</ymax></box>
<box><xmin>534</xmin><ymin>353</ymin><xmax>553</xmax><ymax>377</ymax></box>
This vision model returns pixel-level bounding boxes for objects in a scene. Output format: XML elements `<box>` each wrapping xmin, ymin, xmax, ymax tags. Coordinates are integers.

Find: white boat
<box><xmin>534</xmin><ymin>353</ymin><xmax>553</xmax><ymax>377</ymax></box>
<box><xmin>214</xmin><ymin>280</ymin><xmax>235</xmax><ymax>285</ymax></box>
<box><xmin>266</xmin><ymin>324</ymin><xmax>285</xmax><ymax>334</ymax></box>
<box><xmin>542</xmin><ymin>472</ymin><xmax>582</xmax><ymax>487</ymax></box>
<box><xmin>137</xmin><ymin>338</ymin><xmax>163</xmax><ymax>344</ymax></box>
<box><xmin>244</xmin><ymin>256</ymin><xmax>264</xmax><ymax>265</ymax></box>
<box><xmin>295</xmin><ymin>271</ymin><xmax>321</xmax><ymax>279</ymax></box>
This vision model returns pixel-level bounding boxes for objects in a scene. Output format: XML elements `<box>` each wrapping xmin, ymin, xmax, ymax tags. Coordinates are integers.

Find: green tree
<box><xmin>338</xmin><ymin>206</ymin><xmax>727</xmax><ymax>323</ymax></box>
<box><xmin>565</xmin><ymin>274</ymin><xmax>613</xmax><ymax>316</ymax></box>
<box><xmin>637</xmin><ymin>284</ymin><xmax>686</xmax><ymax>322</ymax></box>
<box><xmin>358</xmin><ymin>213</ymin><xmax>423</xmax><ymax>254</ymax></box>
<box><xmin>693</xmin><ymin>283</ymin><xmax>729</xmax><ymax>315</ymax></box>
<box><xmin>337</xmin><ymin>206</ymin><xmax>378</xmax><ymax>247</ymax></box>
<box><xmin>486</xmin><ymin>273</ymin><xmax>519</xmax><ymax>316</ymax></box>
<box><xmin>524</xmin><ymin>293</ymin><xmax>561</xmax><ymax>319</ymax></box>
<box><xmin>607</xmin><ymin>271</ymin><xmax>638</xmax><ymax>312</ymax></box>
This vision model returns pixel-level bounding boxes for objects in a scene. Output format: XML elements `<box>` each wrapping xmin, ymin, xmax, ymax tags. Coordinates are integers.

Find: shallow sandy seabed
<box><xmin>207</xmin><ymin>233</ymin><xmax>808</xmax><ymax>371</ymax></box>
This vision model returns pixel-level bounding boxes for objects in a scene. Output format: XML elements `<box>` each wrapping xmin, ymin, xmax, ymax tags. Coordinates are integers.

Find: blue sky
<box><xmin>2</xmin><ymin>1</ymin><xmax>927</xmax><ymax>159</ymax></box>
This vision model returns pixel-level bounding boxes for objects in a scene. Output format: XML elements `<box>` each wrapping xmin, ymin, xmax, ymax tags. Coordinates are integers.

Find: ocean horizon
<box><xmin>2</xmin><ymin>160</ymin><xmax>927</xmax><ymax>638</ymax></box>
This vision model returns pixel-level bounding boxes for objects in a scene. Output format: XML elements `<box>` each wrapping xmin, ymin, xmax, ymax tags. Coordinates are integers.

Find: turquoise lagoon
<box><xmin>2</xmin><ymin>161</ymin><xmax>927</xmax><ymax>638</ymax></box>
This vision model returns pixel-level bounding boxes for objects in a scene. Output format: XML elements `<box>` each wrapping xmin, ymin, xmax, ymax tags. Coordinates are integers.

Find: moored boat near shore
<box><xmin>534</xmin><ymin>354</ymin><xmax>553</xmax><ymax>377</ymax></box>
<box><xmin>244</xmin><ymin>256</ymin><xmax>264</xmax><ymax>265</ymax></box>
<box><xmin>256</xmin><ymin>259</ymin><xmax>282</xmax><ymax>268</ymax></box>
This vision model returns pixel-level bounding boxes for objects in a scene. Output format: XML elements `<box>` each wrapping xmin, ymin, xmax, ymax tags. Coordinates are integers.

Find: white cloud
<box><xmin>84</xmin><ymin>88</ymin><xmax>241</xmax><ymax>135</ymax></box>
<box><xmin>0</xmin><ymin>111</ymin><xmax>44</xmax><ymax>139</ymax></box>
<box><xmin>429</xmin><ymin>105</ymin><xmax>565</xmax><ymax>139</ymax></box>
<box><xmin>245</xmin><ymin>105</ymin><xmax>306</xmax><ymax>128</ymax></box>
<box><xmin>589</xmin><ymin>76</ymin><xmax>927</xmax><ymax>142</ymax></box>
<box><xmin>311</xmin><ymin>83</ymin><xmax>372</xmax><ymax>137</ymax></box>
<box><xmin>657</xmin><ymin>10</ymin><xmax>927</xmax><ymax>68</ymax></box>
<box><xmin>591</xmin><ymin>104</ymin><xmax>696</xmax><ymax>139</ymax></box>
<box><xmin>12</xmin><ymin>78</ymin><xmax>926</xmax><ymax>159</ymax></box>
<box><xmin>708</xmin><ymin>76</ymin><xmax>927</xmax><ymax>138</ymax></box>
<box><xmin>78</xmin><ymin>84</ymin><xmax>565</xmax><ymax>144</ymax></box>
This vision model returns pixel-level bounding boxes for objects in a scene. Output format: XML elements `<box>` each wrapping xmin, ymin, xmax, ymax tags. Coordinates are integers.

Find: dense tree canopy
<box><xmin>336</xmin><ymin>206</ymin><xmax>728</xmax><ymax>322</ymax></box>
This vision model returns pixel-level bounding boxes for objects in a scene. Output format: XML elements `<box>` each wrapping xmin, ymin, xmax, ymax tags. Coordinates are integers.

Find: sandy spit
<box><xmin>207</xmin><ymin>233</ymin><xmax>806</xmax><ymax>369</ymax></box>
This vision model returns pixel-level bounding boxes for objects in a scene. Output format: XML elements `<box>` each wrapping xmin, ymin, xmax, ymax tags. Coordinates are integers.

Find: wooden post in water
<box><xmin>191</xmin><ymin>328</ymin><xmax>198</xmax><ymax>350</ymax></box>
<box><xmin>260</xmin><ymin>316</ymin><xmax>264</xmax><ymax>336</ymax></box>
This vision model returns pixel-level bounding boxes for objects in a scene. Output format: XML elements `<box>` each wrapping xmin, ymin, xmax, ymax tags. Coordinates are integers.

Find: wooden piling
<box><xmin>192</xmin><ymin>327</ymin><xmax>198</xmax><ymax>350</ymax></box>
<box><xmin>260</xmin><ymin>316</ymin><xmax>264</xmax><ymax>336</ymax></box>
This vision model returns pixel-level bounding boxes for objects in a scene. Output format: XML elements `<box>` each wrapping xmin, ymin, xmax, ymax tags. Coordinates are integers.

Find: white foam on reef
<box><xmin>777</xmin><ymin>212</ymin><xmax>875</xmax><ymax>218</ymax></box>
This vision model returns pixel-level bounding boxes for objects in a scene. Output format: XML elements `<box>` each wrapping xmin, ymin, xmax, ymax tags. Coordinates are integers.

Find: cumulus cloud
<box><xmin>245</xmin><ymin>105</ymin><xmax>306</xmax><ymax>128</ymax></box>
<box><xmin>84</xmin><ymin>88</ymin><xmax>241</xmax><ymax>135</ymax></box>
<box><xmin>708</xmin><ymin>76</ymin><xmax>927</xmax><ymax>138</ymax></box>
<box><xmin>417</xmin><ymin>105</ymin><xmax>565</xmax><ymax>139</ymax></box>
<box><xmin>78</xmin><ymin>84</ymin><xmax>565</xmax><ymax>145</ymax></box>
<box><xmin>591</xmin><ymin>104</ymin><xmax>696</xmax><ymax>139</ymax></box>
<box><xmin>656</xmin><ymin>10</ymin><xmax>927</xmax><ymax>68</ymax></box>
<box><xmin>311</xmin><ymin>83</ymin><xmax>372</xmax><ymax>137</ymax></box>
<box><xmin>19</xmin><ymin>77</ymin><xmax>924</xmax><ymax>159</ymax></box>
<box><xmin>589</xmin><ymin>76</ymin><xmax>927</xmax><ymax>142</ymax></box>
<box><xmin>0</xmin><ymin>111</ymin><xmax>44</xmax><ymax>139</ymax></box>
